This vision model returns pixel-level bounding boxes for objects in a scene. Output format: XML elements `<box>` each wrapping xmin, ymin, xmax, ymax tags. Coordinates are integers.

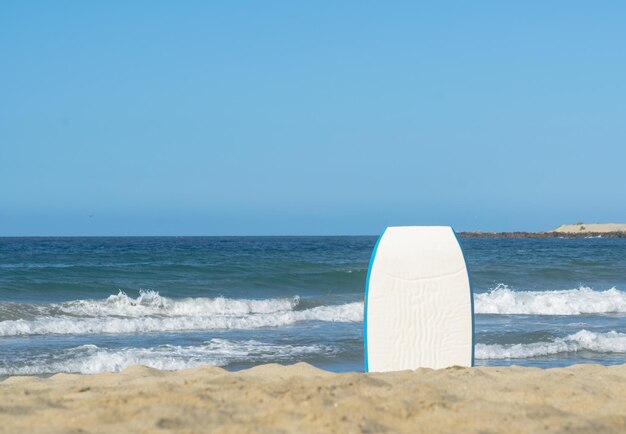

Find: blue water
<box><xmin>1</xmin><ymin>236</ymin><xmax>625</xmax><ymax>377</ymax></box>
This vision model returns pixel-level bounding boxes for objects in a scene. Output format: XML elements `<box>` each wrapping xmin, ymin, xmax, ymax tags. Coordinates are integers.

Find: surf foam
<box><xmin>0</xmin><ymin>292</ymin><xmax>363</xmax><ymax>337</ymax></box>
<box><xmin>476</xmin><ymin>330</ymin><xmax>626</xmax><ymax>359</ymax></box>
<box><xmin>475</xmin><ymin>285</ymin><xmax>626</xmax><ymax>315</ymax></box>
<box><xmin>60</xmin><ymin>290</ymin><xmax>300</xmax><ymax>317</ymax></box>
<box><xmin>0</xmin><ymin>339</ymin><xmax>333</xmax><ymax>375</ymax></box>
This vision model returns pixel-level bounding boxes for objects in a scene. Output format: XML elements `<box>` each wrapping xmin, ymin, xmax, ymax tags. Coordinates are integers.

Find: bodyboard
<box><xmin>365</xmin><ymin>226</ymin><xmax>474</xmax><ymax>372</ymax></box>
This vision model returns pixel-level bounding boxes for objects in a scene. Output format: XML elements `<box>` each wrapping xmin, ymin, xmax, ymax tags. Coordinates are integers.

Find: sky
<box><xmin>1</xmin><ymin>1</ymin><xmax>625</xmax><ymax>236</ymax></box>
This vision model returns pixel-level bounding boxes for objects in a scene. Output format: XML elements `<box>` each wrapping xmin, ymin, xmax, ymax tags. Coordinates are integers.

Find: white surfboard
<box><xmin>364</xmin><ymin>226</ymin><xmax>474</xmax><ymax>372</ymax></box>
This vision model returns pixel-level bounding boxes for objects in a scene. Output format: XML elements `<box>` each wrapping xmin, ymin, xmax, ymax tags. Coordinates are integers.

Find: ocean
<box><xmin>1</xmin><ymin>236</ymin><xmax>625</xmax><ymax>378</ymax></box>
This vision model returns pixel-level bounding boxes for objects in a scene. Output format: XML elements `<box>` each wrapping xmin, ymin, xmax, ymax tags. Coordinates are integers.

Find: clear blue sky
<box><xmin>1</xmin><ymin>1</ymin><xmax>625</xmax><ymax>235</ymax></box>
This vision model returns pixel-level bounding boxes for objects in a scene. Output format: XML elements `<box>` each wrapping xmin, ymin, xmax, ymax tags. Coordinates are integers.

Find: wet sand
<box><xmin>1</xmin><ymin>363</ymin><xmax>626</xmax><ymax>433</ymax></box>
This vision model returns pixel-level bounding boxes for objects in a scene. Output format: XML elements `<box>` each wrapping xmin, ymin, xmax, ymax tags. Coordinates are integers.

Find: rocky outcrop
<box><xmin>457</xmin><ymin>231</ymin><xmax>626</xmax><ymax>238</ymax></box>
<box><xmin>551</xmin><ymin>223</ymin><xmax>626</xmax><ymax>233</ymax></box>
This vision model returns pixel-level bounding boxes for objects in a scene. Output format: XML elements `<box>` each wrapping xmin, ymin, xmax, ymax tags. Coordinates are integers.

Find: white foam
<box><xmin>475</xmin><ymin>285</ymin><xmax>626</xmax><ymax>315</ymax></box>
<box><xmin>0</xmin><ymin>339</ymin><xmax>333</xmax><ymax>375</ymax></box>
<box><xmin>476</xmin><ymin>330</ymin><xmax>626</xmax><ymax>359</ymax></box>
<box><xmin>59</xmin><ymin>290</ymin><xmax>299</xmax><ymax>317</ymax></box>
<box><xmin>0</xmin><ymin>296</ymin><xmax>364</xmax><ymax>337</ymax></box>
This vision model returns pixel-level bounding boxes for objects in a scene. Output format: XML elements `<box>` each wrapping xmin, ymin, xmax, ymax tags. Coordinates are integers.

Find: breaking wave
<box><xmin>474</xmin><ymin>285</ymin><xmax>626</xmax><ymax>315</ymax></box>
<box><xmin>1</xmin><ymin>290</ymin><xmax>299</xmax><ymax>319</ymax></box>
<box><xmin>476</xmin><ymin>330</ymin><xmax>626</xmax><ymax>359</ymax></box>
<box><xmin>0</xmin><ymin>339</ymin><xmax>334</xmax><ymax>375</ymax></box>
<box><xmin>0</xmin><ymin>291</ymin><xmax>363</xmax><ymax>337</ymax></box>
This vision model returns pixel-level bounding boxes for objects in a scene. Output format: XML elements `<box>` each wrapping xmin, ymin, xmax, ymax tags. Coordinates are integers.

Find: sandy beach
<box><xmin>552</xmin><ymin>223</ymin><xmax>626</xmax><ymax>233</ymax></box>
<box><xmin>1</xmin><ymin>363</ymin><xmax>625</xmax><ymax>433</ymax></box>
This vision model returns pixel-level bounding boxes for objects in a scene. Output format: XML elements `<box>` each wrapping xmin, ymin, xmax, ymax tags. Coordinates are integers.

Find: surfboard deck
<box><xmin>364</xmin><ymin>226</ymin><xmax>474</xmax><ymax>372</ymax></box>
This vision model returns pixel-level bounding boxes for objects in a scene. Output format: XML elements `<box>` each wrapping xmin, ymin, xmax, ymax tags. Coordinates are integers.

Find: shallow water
<box><xmin>1</xmin><ymin>236</ymin><xmax>625</xmax><ymax>376</ymax></box>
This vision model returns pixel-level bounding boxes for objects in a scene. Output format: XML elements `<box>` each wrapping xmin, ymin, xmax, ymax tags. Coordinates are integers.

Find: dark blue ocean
<box><xmin>1</xmin><ymin>236</ymin><xmax>625</xmax><ymax>377</ymax></box>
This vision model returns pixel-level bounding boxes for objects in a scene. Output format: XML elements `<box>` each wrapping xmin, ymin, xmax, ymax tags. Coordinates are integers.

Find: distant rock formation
<box><xmin>457</xmin><ymin>228</ymin><xmax>626</xmax><ymax>239</ymax></box>
<box><xmin>456</xmin><ymin>223</ymin><xmax>626</xmax><ymax>238</ymax></box>
<box><xmin>551</xmin><ymin>223</ymin><xmax>626</xmax><ymax>233</ymax></box>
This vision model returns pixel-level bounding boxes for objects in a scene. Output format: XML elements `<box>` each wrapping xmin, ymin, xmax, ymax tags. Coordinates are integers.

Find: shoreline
<box><xmin>2</xmin><ymin>362</ymin><xmax>626</xmax><ymax>433</ymax></box>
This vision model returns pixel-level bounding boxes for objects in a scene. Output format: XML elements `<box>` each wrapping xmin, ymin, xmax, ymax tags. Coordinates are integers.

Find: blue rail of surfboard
<box><xmin>363</xmin><ymin>228</ymin><xmax>386</xmax><ymax>373</ymax></box>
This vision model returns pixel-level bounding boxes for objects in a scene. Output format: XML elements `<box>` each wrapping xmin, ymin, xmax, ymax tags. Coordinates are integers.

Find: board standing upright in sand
<box><xmin>364</xmin><ymin>226</ymin><xmax>474</xmax><ymax>372</ymax></box>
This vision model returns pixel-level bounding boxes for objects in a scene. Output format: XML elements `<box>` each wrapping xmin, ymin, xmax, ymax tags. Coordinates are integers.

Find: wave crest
<box><xmin>0</xmin><ymin>292</ymin><xmax>363</xmax><ymax>337</ymax></box>
<box><xmin>0</xmin><ymin>339</ymin><xmax>334</xmax><ymax>375</ymax></box>
<box><xmin>476</xmin><ymin>330</ymin><xmax>626</xmax><ymax>359</ymax></box>
<box><xmin>475</xmin><ymin>285</ymin><xmax>626</xmax><ymax>315</ymax></box>
<box><xmin>60</xmin><ymin>290</ymin><xmax>300</xmax><ymax>317</ymax></box>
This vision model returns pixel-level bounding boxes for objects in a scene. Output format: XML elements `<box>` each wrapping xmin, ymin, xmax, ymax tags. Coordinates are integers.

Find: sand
<box><xmin>2</xmin><ymin>363</ymin><xmax>626</xmax><ymax>433</ymax></box>
<box><xmin>552</xmin><ymin>223</ymin><xmax>626</xmax><ymax>233</ymax></box>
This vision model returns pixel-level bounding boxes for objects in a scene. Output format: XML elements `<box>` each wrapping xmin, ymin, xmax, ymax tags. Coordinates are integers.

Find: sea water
<box><xmin>0</xmin><ymin>236</ymin><xmax>625</xmax><ymax>377</ymax></box>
